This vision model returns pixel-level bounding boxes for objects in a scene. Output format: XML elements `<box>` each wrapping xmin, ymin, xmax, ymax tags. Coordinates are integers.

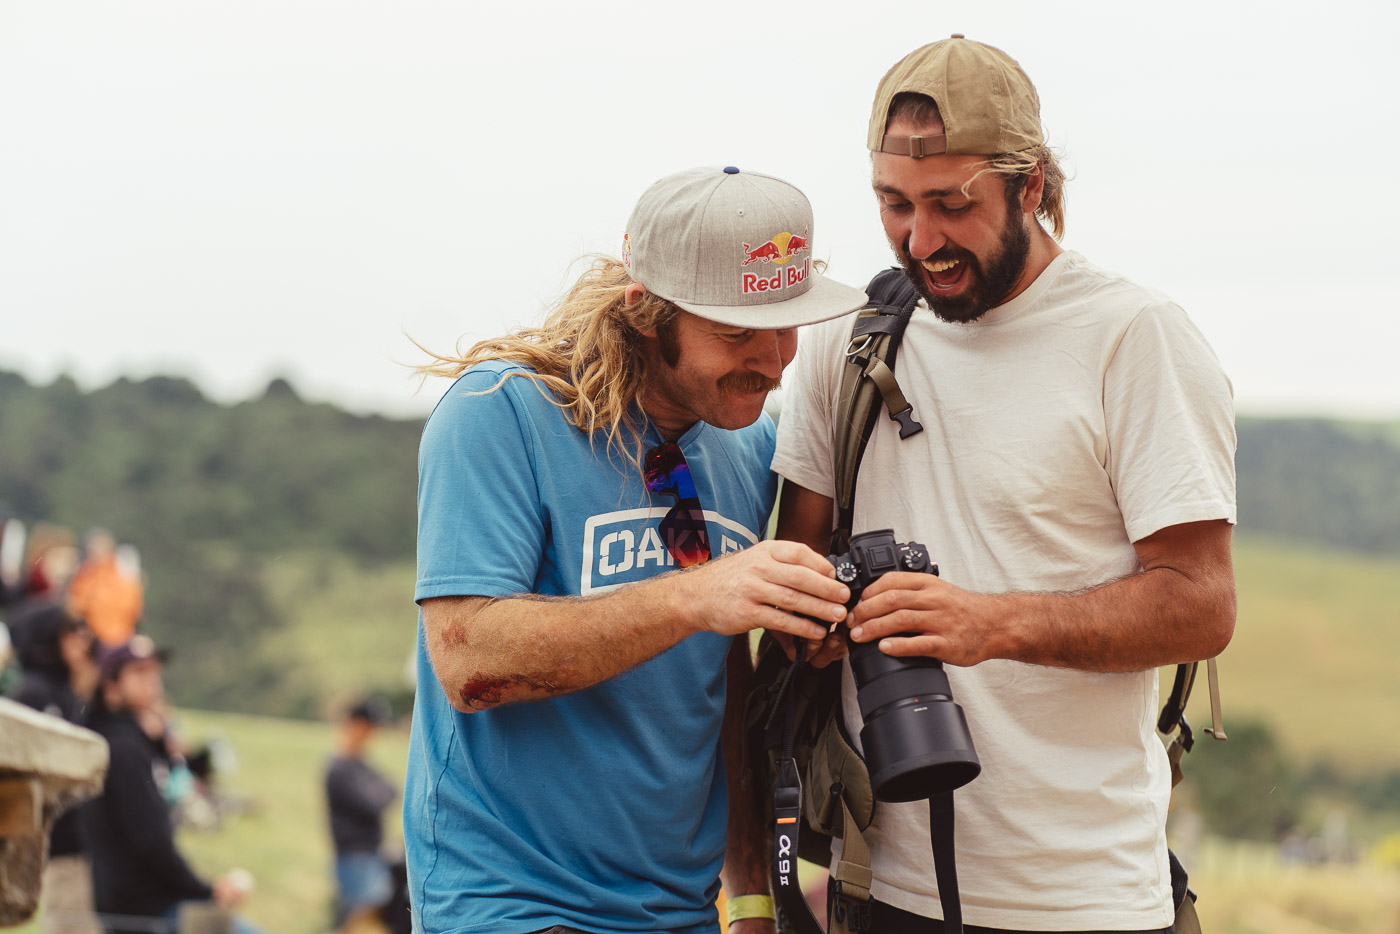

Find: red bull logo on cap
<box><xmin>741</xmin><ymin>230</ymin><xmax>808</xmax><ymax>267</ymax></box>
<box><xmin>741</xmin><ymin>230</ymin><xmax>810</xmax><ymax>296</ymax></box>
<box><xmin>622</xmin><ymin>233</ymin><xmax>632</xmax><ymax>270</ymax></box>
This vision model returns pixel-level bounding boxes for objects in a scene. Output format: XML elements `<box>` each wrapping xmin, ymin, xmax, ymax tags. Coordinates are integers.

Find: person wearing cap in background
<box><xmin>407</xmin><ymin>166</ymin><xmax>867</xmax><ymax>933</ymax></box>
<box><xmin>774</xmin><ymin>37</ymin><xmax>1236</xmax><ymax>934</ymax></box>
<box><xmin>326</xmin><ymin>696</ymin><xmax>399</xmax><ymax>929</ymax></box>
<box><xmin>82</xmin><ymin>636</ymin><xmax>260</xmax><ymax>934</ymax></box>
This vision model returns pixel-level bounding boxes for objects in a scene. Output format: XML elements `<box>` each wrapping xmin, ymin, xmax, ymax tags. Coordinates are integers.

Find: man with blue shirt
<box><xmin>408</xmin><ymin>166</ymin><xmax>869</xmax><ymax>934</ymax></box>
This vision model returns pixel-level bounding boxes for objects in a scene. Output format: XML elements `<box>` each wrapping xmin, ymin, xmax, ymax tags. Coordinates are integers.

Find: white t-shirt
<box><xmin>771</xmin><ymin>250</ymin><xmax>1236</xmax><ymax>931</ymax></box>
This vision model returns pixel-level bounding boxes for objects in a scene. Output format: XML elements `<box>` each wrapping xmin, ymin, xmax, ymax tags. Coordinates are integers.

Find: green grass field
<box><xmin>10</xmin><ymin>710</ymin><xmax>402</xmax><ymax>934</ymax></box>
<box><xmin>15</xmin><ymin>708</ymin><xmax>1391</xmax><ymax>934</ymax></box>
<box><xmin>171</xmin><ymin>708</ymin><xmax>408</xmax><ymax>934</ymax></box>
<box><xmin>258</xmin><ymin>553</ymin><xmax>419</xmax><ymax>718</ymax></box>
<box><xmin>175</xmin><ymin>710</ymin><xmax>408</xmax><ymax>934</ymax></box>
<box><xmin>1169</xmin><ymin>534</ymin><xmax>1400</xmax><ymax>773</ymax></box>
<box><xmin>258</xmin><ymin>535</ymin><xmax>1400</xmax><ymax>773</ymax></box>
<box><xmin>210</xmin><ymin>534</ymin><xmax>1400</xmax><ymax>931</ymax></box>
<box><xmin>22</xmin><ymin>708</ymin><xmax>1395</xmax><ymax>934</ymax></box>
<box><xmin>16</xmin><ymin>534</ymin><xmax>1398</xmax><ymax>933</ymax></box>
<box><xmin>1185</xmin><ymin>837</ymin><xmax>1400</xmax><ymax>934</ymax></box>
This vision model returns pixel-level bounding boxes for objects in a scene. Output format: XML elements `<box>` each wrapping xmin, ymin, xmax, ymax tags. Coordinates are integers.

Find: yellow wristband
<box><xmin>726</xmin><ymin>894</ymin><xmax>776</xmax><ymax>924</ymax></box>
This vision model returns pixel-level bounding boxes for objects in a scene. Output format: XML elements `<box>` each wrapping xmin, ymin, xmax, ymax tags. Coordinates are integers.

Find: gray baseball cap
<box><xmin>623</xmin><ymin>166</ymin><xmax>868</xmax><ymax>329</ymax></box>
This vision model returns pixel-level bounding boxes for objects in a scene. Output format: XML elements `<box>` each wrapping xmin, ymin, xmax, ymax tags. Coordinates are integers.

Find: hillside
<box><xmin>1236</xmin><ymin>417</ymin><xmax>1400</xmax><ymax>553</ymax></box>
<box><xmin>0</xmin><ymin>370</ymin><xmax>420</xmax><ymax>714</ymax></box>
<box><xmin>1176</xmin><ymin>535</ymin><xmax>1400</xmax><ymax>771</ymax></box>
<box><xmin>2</xmin><ymin>367</ymin><xmax>1399</xmax><ymax>721</ymax></box>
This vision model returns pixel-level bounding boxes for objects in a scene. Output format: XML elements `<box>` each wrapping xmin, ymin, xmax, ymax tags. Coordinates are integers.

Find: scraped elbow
<box><xmin>441</xmin><ymin>674</ymin><xmax>508</xmax><ymax>715</ymax></box>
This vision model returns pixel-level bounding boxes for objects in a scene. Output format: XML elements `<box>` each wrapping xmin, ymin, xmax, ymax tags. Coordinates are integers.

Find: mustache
<box><xmin>719</xmin><ymin>372</ymin><xmax>783</xmax><ymax>394</ymax></box>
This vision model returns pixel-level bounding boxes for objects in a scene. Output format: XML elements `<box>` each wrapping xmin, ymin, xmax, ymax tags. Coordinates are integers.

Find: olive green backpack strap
<box><xmin>827</xmin><ymin>800</ymin><xmax>874</xmax><ymax>934</ymax></box>
<box><xmin>1157</xmin><ymin>658</ymin><xmax>1228</xmax><ymax>787</ymax></box>
<box><xmin>1157</xmin><ymin>655</ymin><xmax>1226</xmax><ymax>932</ymax></box>
<box><xmin>831</xmin><ymin>268</ymin><xmax>924</xmax><ymax>555</ymax></box>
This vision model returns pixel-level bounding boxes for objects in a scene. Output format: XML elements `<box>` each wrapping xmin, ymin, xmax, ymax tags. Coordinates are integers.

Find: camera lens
<box><xmin>849</xmin><ymin>639</ymin><xmax>980</xmax><ymax>801</ymax></box>
<box><xmin>840</xmin><ymin>531</ymin><xmax>981</xmax><ymax>802</ymax></box>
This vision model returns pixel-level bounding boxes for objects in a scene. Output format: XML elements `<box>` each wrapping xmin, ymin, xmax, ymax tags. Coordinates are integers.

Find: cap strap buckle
<box><xmin>879</xmin><ymin>133</ymin><xmax>949</xmax><ymax>159</ymax></box>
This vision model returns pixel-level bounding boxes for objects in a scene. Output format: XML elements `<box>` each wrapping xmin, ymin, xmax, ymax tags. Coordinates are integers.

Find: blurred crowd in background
<box><xmin>0</xmin><ymin>507</ymin><xmax>407</xmax><ymax>934</ymax></box>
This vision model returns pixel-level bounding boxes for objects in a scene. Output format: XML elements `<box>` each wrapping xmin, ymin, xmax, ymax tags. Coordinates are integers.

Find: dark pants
<box><xmin>843</xmin><ymin>894</ymin><xmax>1174</xmax><ymax>934</ymax></box>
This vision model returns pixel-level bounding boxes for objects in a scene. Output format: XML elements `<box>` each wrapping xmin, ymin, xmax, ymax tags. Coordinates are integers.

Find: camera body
<box><xmin>831</xmin><ymin>529</ymin><xmax>981</xmax><ymax>802</ymax></box>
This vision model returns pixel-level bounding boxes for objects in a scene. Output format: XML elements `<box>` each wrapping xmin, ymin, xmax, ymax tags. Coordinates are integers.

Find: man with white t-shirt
<box><xmin>773</xmin><ymin>36</ymin><xmax>1237</xmax><ymax>933</ymax></box>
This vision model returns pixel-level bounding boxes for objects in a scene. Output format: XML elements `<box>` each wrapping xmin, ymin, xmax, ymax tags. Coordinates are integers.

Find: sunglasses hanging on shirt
<box><xmin>643</xmin><ymin>442</ymin><xmax>711</xmax><ymax>568</ymax></box>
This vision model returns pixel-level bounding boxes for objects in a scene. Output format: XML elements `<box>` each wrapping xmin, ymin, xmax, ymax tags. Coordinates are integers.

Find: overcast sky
<box><xmin>3</xmin><ymin>1</ymin><xmax>1397</xmax><ymax>422</ymax></box>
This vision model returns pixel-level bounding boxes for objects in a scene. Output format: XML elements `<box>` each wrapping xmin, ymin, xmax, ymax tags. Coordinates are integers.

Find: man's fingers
<box><xmin>755</xmin><ymin>607</ymin><xmax>828</xmax><ymax>642</ymax></box>
<box><xmin>851</xmin><ymin>583</ymin><xmax>940</xmax><ymax>626</ymax></box>
<box><xmin>858</xmin><ymin>571</ymin><xmax>938</xmax><ymax>600</ymax></box>
<box><xmin>845</xmin><ymin>602</ymin><xmax>924</xmax><ymax>638</ymax></box>
<box><xmin>754</xmin><ymin>584</ymin><xmax>848</xmax><ymax>627</ymax></box>
<box><xmin>769</xmin><ymin>622</ymin><xmax>841</xmax><ymax>665</ymax></box>
<box><xmin>760</xmin><ymin>538</ymin><xmax>842</xmax><ymax>577</ymax></box>
<box><xmin>690</xmin><ymin>543</ymin><xmax>851</xmax><ymax>637</ymax></box>
<box><xmin>875</xmin><ymin>634</ymin><xmax>948</xmax><ymax>659</ymax></box>
<box><xmin>761</xmin><ymin>556</ymin><xmax>849</xmax><ymax>604</ymax></box>
<box><xmin>806</xmin><ymin>631</ymin><xmax>848</xmax><ymax>668</ymax></box>
<box><xmin>739</xmin><ymin>563</ymin><xmax>848</xmax><ymax>621</ymax></box>
<box><xmin>850</xmin><ymin>607</ymin><xmax>929</xmax><ymax>643</ymax></box>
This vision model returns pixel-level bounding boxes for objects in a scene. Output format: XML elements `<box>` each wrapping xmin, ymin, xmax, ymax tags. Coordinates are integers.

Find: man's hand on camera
<box><xmin>675</xmin><ymin>540</ymin><xmax>849</xmax><ymax>641</ymax></box>
<box><xmin>771</xmin><ymin>620</ymin><xmax>850</xmax><ymax>668</ymax></box>
<box><xmin>847</xmin><ymin>571</ymin><xmax>1004</xmax><ymax>666</ymax></box>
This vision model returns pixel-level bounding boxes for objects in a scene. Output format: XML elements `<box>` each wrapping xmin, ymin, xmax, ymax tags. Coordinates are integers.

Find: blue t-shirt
<box><xmin>406</xmin><ymin>362</ymin><xmax>778</xmax><ymax>934</ymax></box>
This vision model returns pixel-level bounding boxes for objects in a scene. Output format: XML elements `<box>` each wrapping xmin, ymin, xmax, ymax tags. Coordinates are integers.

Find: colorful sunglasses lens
<box><xmin>644</xmin><ymin>442</ymin><xmax>711</xmax><ymax>567</ymax></box>
<box><xmin>645</xmin><ymin>443</ymin><xmax>696</xmax><ymax>497</ymax></box>
<box><xmin>659</xmin><ymin>507</ymin><xmax>710</xmax><ymax>568</ymax></box>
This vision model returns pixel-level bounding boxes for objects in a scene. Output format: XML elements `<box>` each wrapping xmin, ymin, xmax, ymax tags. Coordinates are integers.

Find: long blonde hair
<box><xmin>416</xmin><ymin>256</ymin><xmax>680</xmax><ymax>470</ymax></box>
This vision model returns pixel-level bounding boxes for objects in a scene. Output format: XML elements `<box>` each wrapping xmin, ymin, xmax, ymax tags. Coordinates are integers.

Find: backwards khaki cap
<box><xmin>868</xmin><ymin>34</ymin><xmax>1043</xmax><ymax>158</ymax></box>
<box><xmin>624</xmin><ymin>166</ymin><xmax>867</xmax><ymax>329</ymax></box>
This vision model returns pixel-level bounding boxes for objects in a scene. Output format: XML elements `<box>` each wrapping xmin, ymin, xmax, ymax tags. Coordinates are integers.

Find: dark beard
<box><xmin>898</xmin><ymin>193</ymin><xmax>1033</xmax><ymax>324</ymax></box>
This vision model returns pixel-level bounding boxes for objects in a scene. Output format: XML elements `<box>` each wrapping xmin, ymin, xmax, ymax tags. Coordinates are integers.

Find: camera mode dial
<box><xmin>835</xmin><ymin>561</ymin><xmax>859</xmax><ymax>584</ymax></box>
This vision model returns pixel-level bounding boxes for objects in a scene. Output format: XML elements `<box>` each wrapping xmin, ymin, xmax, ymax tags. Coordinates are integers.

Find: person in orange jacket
<box><xmin>67</xmin><ymin>529</ymin><xmax>144</xmax><ymax>649</ymax></box>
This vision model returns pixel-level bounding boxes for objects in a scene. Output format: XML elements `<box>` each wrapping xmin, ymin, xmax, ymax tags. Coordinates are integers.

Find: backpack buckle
<box><xmin>890</xmin><ymin>406</ymin><xmax>923</xmax><ymax>440</ymax></box>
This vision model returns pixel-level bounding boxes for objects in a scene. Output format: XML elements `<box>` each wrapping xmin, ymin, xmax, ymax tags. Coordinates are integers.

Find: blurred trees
<box><xmin>1236</xmin><ymin>418</ymin><xmax>1400</xmax><ymax>555</ymax></box>
<box><xmin>4</xmin><ymin>366</ymin><xmax>1400</xmax><ymax>721</ymax></box>
<box><xmin>0</xmin><ymin>370</ymin><xmax>419</xmax><ymax>712</ymax></box>
<box><xmin>1185</xmin><ymin>719</ymin><xmax>1303</xmax><ymax>841</ymax></box>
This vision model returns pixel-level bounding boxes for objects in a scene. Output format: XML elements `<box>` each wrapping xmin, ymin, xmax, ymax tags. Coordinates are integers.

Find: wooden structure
<box><xmin>0</xmin><ymin>697</ymin><xmax>108</xmax><ymax>926</ymax></box>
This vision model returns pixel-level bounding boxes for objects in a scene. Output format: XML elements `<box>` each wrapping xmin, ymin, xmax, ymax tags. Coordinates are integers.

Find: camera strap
<box><xmin>773</xmin><ymin>755</ymin><xmax>818</xmax><ymax>934</ymax></box>
<box><xmin>768</xmin><ymin>645</ymin><xmax>826</xmax><ymax>934</ymax></box>
<box><xmin>767</xmin><ymin>646</ymin><xmax>967</xmax><ymax>934</ymax></box>
<box><xmin>928</xmin><ymin>792</ymin><xmax>963</xmax><ymax>933</ymax></box>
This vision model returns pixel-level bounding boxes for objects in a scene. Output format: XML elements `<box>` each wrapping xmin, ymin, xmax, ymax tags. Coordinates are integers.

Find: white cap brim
<box><xmin>665</xmin><ymin>274</ymin><xmax>869</xmax><ymax>329</ymax></box>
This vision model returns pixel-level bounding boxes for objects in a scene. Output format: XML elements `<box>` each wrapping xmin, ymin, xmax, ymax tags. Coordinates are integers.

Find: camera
<box><xmin>832</xmin><ymin>529</ymin><xmax>981</xmax><ymax>802</ymax></box>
